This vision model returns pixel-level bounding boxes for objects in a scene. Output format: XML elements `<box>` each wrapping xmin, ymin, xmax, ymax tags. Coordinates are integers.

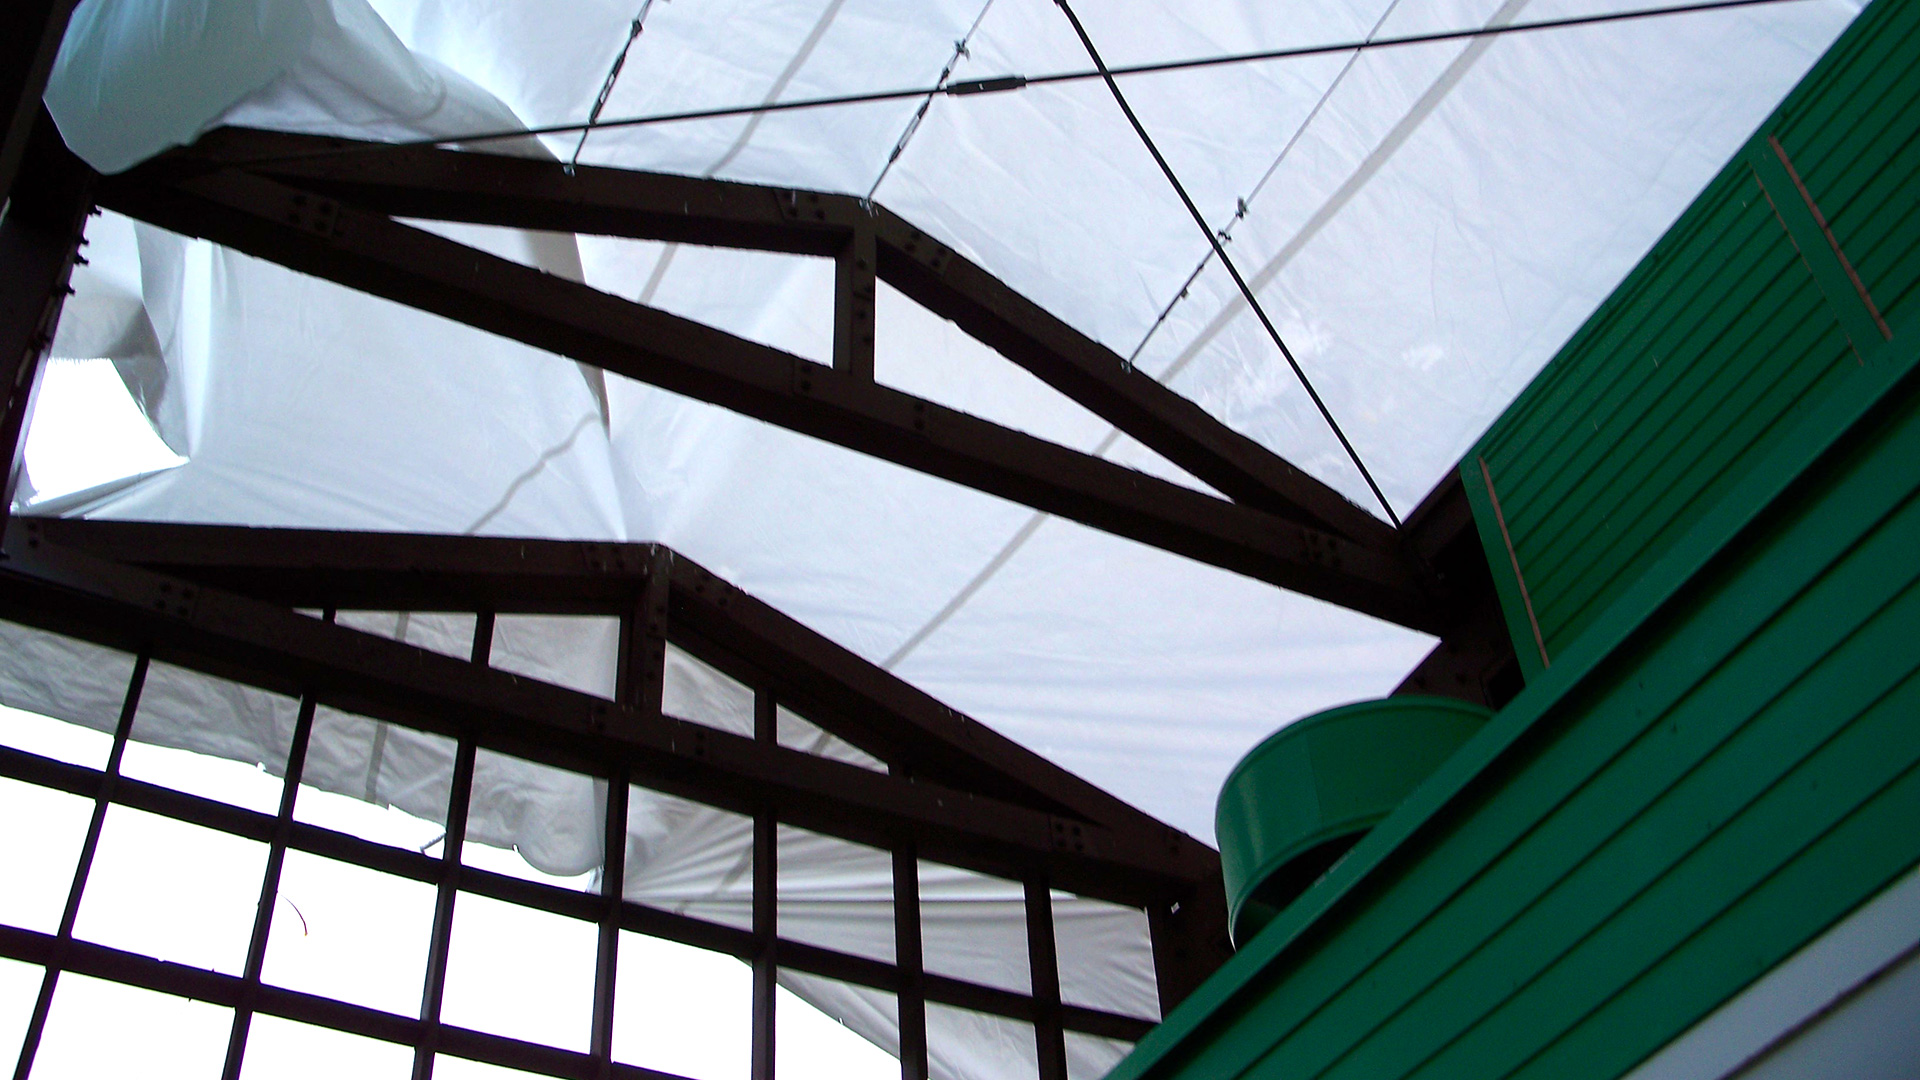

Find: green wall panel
<box><xmin>1464</xmin><ymin>0</ymin><xmax>1920</xmax><ymax>676</ymax></box>
<box><xmin>1116</xmin><ymin>298</ymin><xmax>1920</xmax><ymax>1080</ymax></box>
<box><xmin>1109</xmin><ymin>4</ymin><xmax>1920</xmax><ymax>1080</ymax></box>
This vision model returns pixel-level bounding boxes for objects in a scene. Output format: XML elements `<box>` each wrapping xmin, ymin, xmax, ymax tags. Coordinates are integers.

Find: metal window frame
<box><xmin>0</xmin><ymin>527</ymin><xmax>1172</xmax><ymax>1079</ymax></box>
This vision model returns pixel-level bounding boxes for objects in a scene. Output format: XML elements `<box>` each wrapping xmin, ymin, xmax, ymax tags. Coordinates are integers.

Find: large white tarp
<box><xmin>18</xmin><ymin>0</ymin><xmax>1864</xmax><ymax>1075</ymax></box>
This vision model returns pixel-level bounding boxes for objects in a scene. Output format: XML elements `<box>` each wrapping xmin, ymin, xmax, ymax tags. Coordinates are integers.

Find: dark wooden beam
<box><xmin>0</xmin><ymin>527</ymin><xmax>1211</xmax><ymax>906</ymax></box>
<box><xmin>1393</xmin><ymin>471</ymin><xmax>1520</xmax><ymax>707</ymax></box>
<box><xmin>95</xmin><ymin>165</ymin><xmax>1445</xmax><ymax>630</ymax></box>
<box><xmin>153</xmin><ymin>127</ymin><xmax>1398</xmax><ymax>549</ymax></box>
<box><xmin>25</xmin><ymin>517</ymin><xmax>1213</xmax><ymax>847</ymax></box>
<box><xmin>0</xmin><ymin>0</ymin><xmax>79</xmax><ymax>205</ymax></box>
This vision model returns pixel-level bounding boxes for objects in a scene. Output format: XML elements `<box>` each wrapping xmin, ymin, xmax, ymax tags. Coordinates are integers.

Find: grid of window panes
<box><xmin>0</xmin><ymin>614</ymin><xmax>1147</xmax><ymax>1080</ymax></box>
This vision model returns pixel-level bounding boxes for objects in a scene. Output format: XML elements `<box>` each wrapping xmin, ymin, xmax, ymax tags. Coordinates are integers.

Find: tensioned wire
<box><xmin>880</xmin><ymin>0</ymin><xmax>1421</xmax><ymax>670</ymax></box>
<box><xmin>227</xmin><ymin>0</ymin><xmax>1813</xmax><ymax>164</ymax></box>
<box><xmin>1056</xmin><ymin>0</ymin><xmax>1402</xmax><ymax>525</ymax></box>
<box><xmin>865</xmin><ymin>0</ymin><xmax>1000</xmax><ymax>204</ymax></box>
<box><xmin>883</xmin><ymin>0</ymin><xmax>1550</xmax><ymax>670</ymax></box>
<box><xmin>566</xmin><ymin>0</ymin><xmax>667</xmax><ymax>172</ymax></box>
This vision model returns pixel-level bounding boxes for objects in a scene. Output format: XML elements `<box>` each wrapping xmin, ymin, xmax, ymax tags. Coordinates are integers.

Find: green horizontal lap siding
<box><xmin>1108</xmin><ymin>10</ymin><xmax>1920</xmax><ymax>1080</ymax></box>
<box><xmin>1467</xmin><ymin>0</ymin><xmax>1920</xmax><ymax>675</ymax></box>
<box><xmin>1785</xmin><ymin>3</ymin><xmax>1920</xmax><ymax>319</ymax></box>
<box><xmin>1125</xmin><ymin>341</ymin><xmax>1920</xmax><ymax>1080</ymax></box>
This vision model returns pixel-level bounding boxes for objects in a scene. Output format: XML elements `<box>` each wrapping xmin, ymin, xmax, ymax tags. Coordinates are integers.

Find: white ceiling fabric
<box><xmin>25</xmin><ymin>0</ymin><xmax>1863</xmax><ymax>1074</ymax></box>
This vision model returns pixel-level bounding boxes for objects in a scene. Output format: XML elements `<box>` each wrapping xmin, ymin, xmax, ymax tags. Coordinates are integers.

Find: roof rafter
<box><xmin>165</xmin><ymin>126</ymin><xmax>1399</xmax><ymax>548</ymax></box>
<box><xmin>98</xmin><ymin>155</ymin><xmax>1450</xmax><ymax>630</ymax></box>
<box><xmin>2</xmin><ymin>521</ymin><xmax>1210</xmax><ymax>903</ymax></box>
<box><xmin>26</xmin><ymin>517</ymin><xmax>1197</xmax><ymax>841</ymax></box>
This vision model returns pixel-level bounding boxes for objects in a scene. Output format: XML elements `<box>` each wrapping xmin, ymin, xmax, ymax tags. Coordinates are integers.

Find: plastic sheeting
<box><xmin>20</xmin><ymin>0</ymin><xmax>1866</xmax><ymax>1074</ymax></box>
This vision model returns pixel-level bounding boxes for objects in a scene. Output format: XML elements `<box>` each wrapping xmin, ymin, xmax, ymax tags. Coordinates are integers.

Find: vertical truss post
<box><xmin>11</xmin><ymin>651</ymin><xmax>146</xmax><ymax>1080</ymax></box>
<box><xmin>596</xmin><ymin>587</ymin><xmax>655</xmax><ymax>1078</ymax></box>
<box><xmin>590</xmin><ymin>771</ymin><xmax>628</xmax><ymax>1077</ymax></box>
<box><xmin>635</xmin><ymin>550</ymin><xmax>670</xmax><ymax>722</ymax></box>
<box><xmin>0</xmin><ymin>0</ymin><xmax>78</xmax><ymax>204</ymax></box>
<box><xmin>222</xmin><ymin>695</ymin><xmax>319</xmax><ymax>1080</ymax></box>
<box><xmin>1145</xmin><ymin>869</ymin><xmax>1233</xmax><ymax>1013</ymax></box>
<box><xmin>891</xmin><ymin>819</ymin><xmax>928</xmax><ymax>1080</ymax></box>
<box><xmin>1024</xmin><ymin>877</ymin><xmax>1068</xmax><ymax>1080</ymax></box>
<box><xmin>833</xmin><ymin>222</ymin><xmax>877</xmax><ymax>381</ymax></box>
<box><xmin>0</xmin><ymin>111</ymin><xmax>93</xmax><ymax>536</ymax></box>
<box><xmin>752</xmin><ymin>688</ymin><xmax>778</xmax><ymax>1080</ymax></box>
<box><xmin>414</xmin><ymin>619</ymin><xmax>489</xmax><ymax>1080</ymax></box>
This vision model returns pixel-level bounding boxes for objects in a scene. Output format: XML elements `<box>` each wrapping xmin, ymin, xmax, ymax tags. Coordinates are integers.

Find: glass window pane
<box><xmin>0</xmin><ymin>619</ymin><xmax>136</xmax><ymax>770</ymax></box>
<box><xmin>121</xmin><ymin>662</ymin><xmax>298</xmax><ymax>814</ymax></box>
<box><xmin>1053</xmin><ymin>892</ymin><xmax>1159</xmax><ymax>1020</ymax></box>
<box><xmin>612</xmin><ymin>932</ymin><xmax>751</xmax><ymax>1080</ymax></box>
<box><xmin>663</xmin><ymin>644</ymin><xmax>754</xmax><ymax>736</ymax></box>
<box><xmin>777</xmin><ymin>706</ymin><xmax>884</xmax><ymax>771</ymax></box>
<box><xmin>239</xmin><ymin>1014</ymin><xmax>413</xmax><ymax>1080</ymax></box>
<box><xmin>927</xmin><ymin>1002</ymin><xmax>1038</xmax><ymax>1080</ymax></box>
<box><xmin>0</xmin><ymin>777</ymin><xmax>92</xmax><ymax>933</ymax></box>
<box><xmin>262</xmin><ymin>851</ymin><xmax>437</xmax><ymax>1017</ymax></box>
<box><xmin>335</xmin><ymin>610</ymin><xmax>477</xmax><ymax>661</ymax></box>
<box><xmin>0</xmin><ymin>958</ymin><xmax>44</xmax><ymax>1068</ymax></box>
<box><xmin>295</xmin><ymin>707</ymin><xmax>453</xmax><ymax>851</ymax></box>
<box><xmin>441</xmin><ymin>893</ymin><xmax>597</xmax><ymax>1051</ymax></box>
<box><xmin>463</xmin><ymin>750</ymin><xmax>602</xmax><ymax>891</ymax></box>
<box><xmin>917</xmin><ymin>860</ymin><xmax>1030</xmax><ymax>994</ymax></box>
<box><xmin>1065</xmin><ymin>1031</ymin><xmax>1134</xmax><ymax>1080</ymax></box>
<box><xmin>0</xmin><ymin>703</ymin><xmax>114</xmax><ymax>771</ymax></box>
<box><xmin>489</xmin><ymin>615</ymin><xmax>619</xmax><ymax>700</ymax></box>
<box><xmin>430</xmin><ymin>1056</ymin><xmax>546</xmax><ymax>1080</ymax></box>
<box><xmin>775</xmin><ymin>972</ymin><xmax>898</xmax><ymax>1080</ymax></box>
<box><xmin>30</xmin><ymin>973</ymin><xmax>230</xmax><ymax>1078</ymax></box>
<box><xmin>73</xmin><ymin>805</ymin><xmax>267</xmax><ymax>974</ymax></box>
<box><xmin>623</xmin><ymin>784</ymin><xmax>753</xmax><ymax>930</ymax></box>
<box><xmin>778</xmin><ymin>826</ymin><xmax>894</xmax><ymax>964</ymax></box>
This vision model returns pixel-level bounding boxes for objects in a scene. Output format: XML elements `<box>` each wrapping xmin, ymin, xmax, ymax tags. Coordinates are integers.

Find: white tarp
<box><xmin>14</xmin><ymin>0</ymin><xmax>1864</xmax><ymax>1075</ymax></box>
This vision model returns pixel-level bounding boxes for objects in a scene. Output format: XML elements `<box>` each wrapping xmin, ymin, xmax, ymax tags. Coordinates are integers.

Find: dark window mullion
<box><xmin>10</xmin><ymin>650</ymin><xmax>150</xmax><ymax>1080</ymax></box>
<box><xmin>413</xmin><ymin>607</ymin><xmax>488</xmax><ymax>1080</ymax></box>
<box><xmin>590</xmin><ymin>770</ymin><xmax>628</xmax><ymax>1076</ymax></box>
<box><xmin>892</xmin><ymin>762</ymin><xmax>927</xmax><ymax>1080</ymax></box>
<box><xmin>413</xmin><ymin>737</ymin><xmax>477</xmax><ymax>1080</ymax></box>
<box><xmin>752</xmin><ymin>688</ymin><xmax>777</xmax><ymax>1080</ymax></box>
<box><xmin>1024</xmin><ymin>878</ymin><xmax>1068</xmax><ymax>1080</ymax></box>
<box><xmin>220</xmin><ymin>693</ymin><xmax>319</xmax><ymax>1080</ymax></box>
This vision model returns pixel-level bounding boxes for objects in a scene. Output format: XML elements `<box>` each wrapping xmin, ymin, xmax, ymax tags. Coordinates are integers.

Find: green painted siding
<box><xmin>1108</xmin><ymin>5</ymin><xmax>1920</xmax><ymax>1080</ymax></box>
<box><xmin>1465</xmin><ymin>0</ymin><xmax>1920</xmax><ymax>677</ymax></box>
<box><xmin>1116</xmin><ymin>342</ymin><xmax>1920</xmax><ymax>1080</ymax></box>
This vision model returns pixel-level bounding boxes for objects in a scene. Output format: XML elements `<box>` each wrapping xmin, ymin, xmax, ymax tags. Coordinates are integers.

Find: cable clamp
<box><xmin>945</xmin><ymin>75</ymin><xmax>1028</xmax><ymax>96</ymax></box>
